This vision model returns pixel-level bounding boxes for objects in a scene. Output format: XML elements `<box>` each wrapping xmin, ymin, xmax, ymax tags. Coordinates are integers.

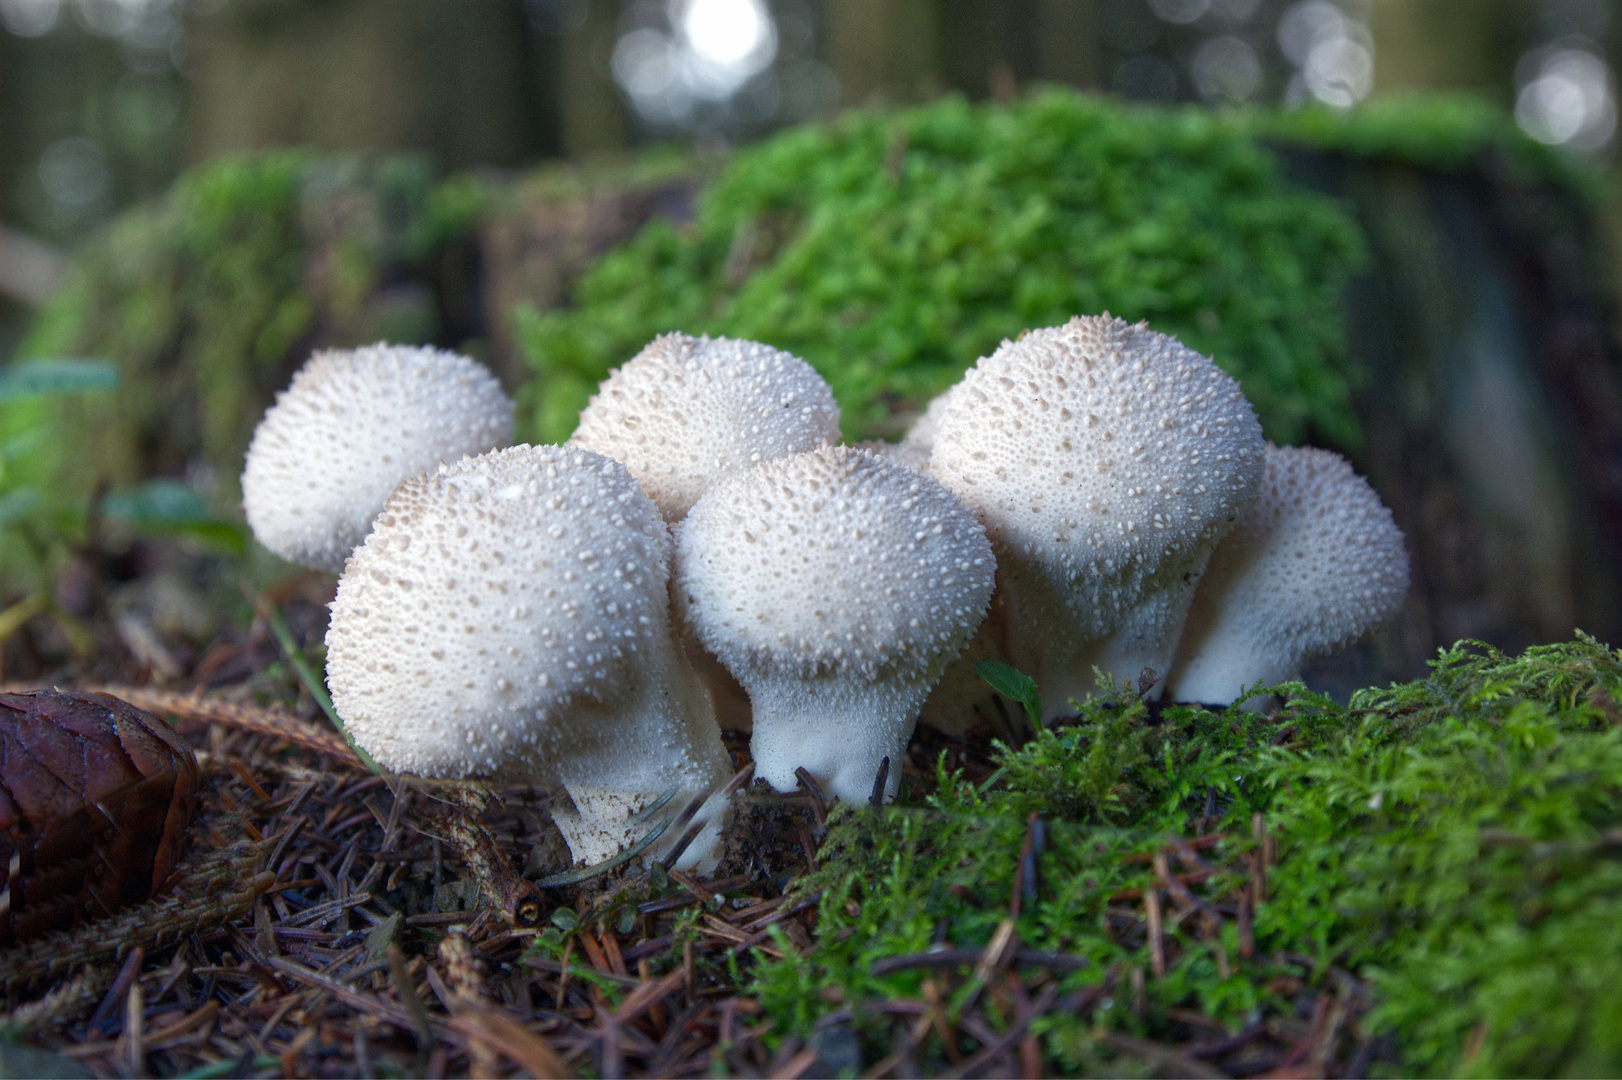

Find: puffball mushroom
<box><xmin>324</xmin><ymin>444</ymin><xmax>734</xmax><ymax>872</ymax></box>
<box><xmin>570</xmin><ymin>332</ymin><xmax>841</xmax><ymax>521</ymax></box>
<box><xmin>242</xmin><ymin>344</ymin><xmax>513</xmax><ymax>571</ymax></box>
<box><xmin>1166</xmin><ymin>444</ymin><xmax>1409</xmax><ymax>705</ymax></box>
<box><xmin>675</xmin><ymin>446</ymin><xmax>995</xmax><ymax>802</ymax></box>
<box><xmin>856</xmin><ymin>386</ymin><xmax>961</xmax><ymax>472</ymax></box>
<box><xmin>929</xmin><ymin>315</ymin><xmax>1264</xmax><ymax>717</ymax></box>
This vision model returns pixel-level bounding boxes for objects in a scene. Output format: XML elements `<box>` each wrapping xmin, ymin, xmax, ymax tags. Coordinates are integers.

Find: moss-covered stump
<box><xmin>515</xmin><ymin>90</ymin><xmax>1368</xmax><ymax>449</ymax></box>
<box><xmin>518</xmin><ymin>92</ymin><xmax>1622</xmax><ymax>687</ymax></box>
<box><xmin>731</xmin><ymin>636</ymin><xmax>1622</xmax><ymax>1077</ymax></box>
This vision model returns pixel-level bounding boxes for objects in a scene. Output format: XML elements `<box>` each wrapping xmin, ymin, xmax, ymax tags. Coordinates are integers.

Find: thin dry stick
<box><xmin>92</xmin><ymin>685</ymin><xmax>363</xmax><ymax>767</ymax></box>
<box><xmin>1145</xmin><ymin>885</ymin><xmax>1166</xmax><ymax>979</ymax></box>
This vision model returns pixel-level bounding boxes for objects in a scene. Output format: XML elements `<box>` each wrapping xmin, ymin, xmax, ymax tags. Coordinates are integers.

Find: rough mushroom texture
<box><xmin>325</xmin><ymin>444</ymin><xmax>732</xmax><ymax>871</ymax></box>
<box><xmin>1166</xmin><ymin>444</ymin><xmax>1410</xmax><ymax>705</ymax></box>
<box><xmin>900</xmin><ymin>385</ymin><xmax>958</xmax><ymax>464</ymax></box>
<box><xmin>853</xmin><ymin>439</ymin><xmax>931</xmax><ymax>472</ymax></box>
<box><xmin>570</xmin><ymin>333</ymin><xmax>841</xmax><ymax>521</ymax></box>
<box><xmin>929</xmin><ymin>315</ymin><xmax>1264</xmax><ymax>716</ymax></box>
<box><xmin>242</xmin><ymin>344</ymin><xmax>513</xmax><ymax>572</ymax></box>
<box><xmin>675</xmin><ymin>446</ymin><xmax>994</xmax><ymax>802</ymax></box>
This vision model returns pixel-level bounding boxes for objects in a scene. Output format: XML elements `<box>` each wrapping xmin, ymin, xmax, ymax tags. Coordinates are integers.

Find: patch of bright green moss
<box><xmin>750</xmin><ymin>636</ymin><xmax>1622</xmax><ymax>1077</ymax></box>
<box><xmin>11</xmin><ymin>151</ymin><xmax>484</xmax><ymax>501</ymax></box>
<box><xmin>515</xmin><ymin>90</ymin><xmax>1369</xmax><ymax>447</ymax></box>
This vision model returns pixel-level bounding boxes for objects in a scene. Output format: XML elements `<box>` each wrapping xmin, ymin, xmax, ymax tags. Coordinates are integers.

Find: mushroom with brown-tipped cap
<box><xmin>571</xmin><ymin>332</ymin><xmax>841</xmax><ymax>521</ymax></box>
<box><xmin>1165</xmin><ymin>444</ymin><xmax>1409</xmax><ymax>705</ymax></box>
<box><xmin>324</xmin><ymin>444</ymin><xmax>733</xmax><ymax>871</ymax></box>
<box><xmin>242</xmin><ymin>343</ymin><xmax>513</xmax><ymax>572</ymax></box>
<box><xmin>929</xmin><ymin>315</ymin><xmax>1265</xmax><ymax>718</ymax></box>
<box><xmin>675</xmin><ymin>446</ymin><xmax>995</xmax><ymax>803</ymax></box>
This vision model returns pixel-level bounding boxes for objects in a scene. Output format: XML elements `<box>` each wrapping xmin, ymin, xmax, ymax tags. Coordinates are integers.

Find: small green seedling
<box><xmin>973</xmin><ymin>660</ymin><xmax>1043</xmax><ymax>730</ymax></box>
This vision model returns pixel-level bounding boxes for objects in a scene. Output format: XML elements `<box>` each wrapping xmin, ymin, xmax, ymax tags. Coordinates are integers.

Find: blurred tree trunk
<box><xmin>185</xmin><ymin>0</ymin><xmax>560</xmax><ymax>168</ymax></box>
<box><xmin>553</xmin><ymin>0</ymin><xmax>629</xmax><ymax>158</ymax></box>
<box><xmin>822</xmin><ymin>0</ymin><xmax>944</xmax><ymax>105</ymax></box>
<box><xmin>1370</xmin><ymin>0</ymin><xmax>1538</xmax><ymax>100</ymax></box>
<box><xmin>819</xmin><ymin>0</ymin><xmax>1098</xmax><ymax>108</ymax></box>
<box><xmin>1283</xmin><ymin>145</ymin><xmax>1622</xmax><ymax>691</ymax></box>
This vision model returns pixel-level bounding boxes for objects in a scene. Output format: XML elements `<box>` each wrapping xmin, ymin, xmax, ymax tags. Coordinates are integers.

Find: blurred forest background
<box><xmin>0</xmin><ymin>0</ymin><xmax>1619</xmax><ymax>696</ymax></box>
<box><xmin>1</xmin><ymin>0</ymin><xmax>1616</xmax><ymax>261</ymax></box>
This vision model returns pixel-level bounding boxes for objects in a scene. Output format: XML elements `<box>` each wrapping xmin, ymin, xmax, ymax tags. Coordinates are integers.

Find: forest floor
<box><xmin>0</xmin><ymin>561</ymin><xmax>1615</xmax><ymax>1078</ymax></box>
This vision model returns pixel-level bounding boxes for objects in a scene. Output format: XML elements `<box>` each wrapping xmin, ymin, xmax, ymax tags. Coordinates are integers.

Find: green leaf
<box><xmin>973</xmin><ymin>659</ymin><xmax>1043</xmax><ymax>729</ymax></box>
<box><xmin>0</xmin><ymin>358</ymin><xmax>118</xmax><ymax>402</ymax></box>
<box><xmin>100</xmin><ymin>479</ymin><xmax>247</xmax><ymax>553</ymax></box>
<box><xmin>364</xmin><ymin>910</ymin><xmax>402</xmax><ymax>962</ymax></box>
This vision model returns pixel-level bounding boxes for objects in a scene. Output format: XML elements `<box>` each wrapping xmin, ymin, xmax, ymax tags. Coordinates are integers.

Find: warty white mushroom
<box><xmin>571</xmin><ymin>332</ymin><xmax>841</xmax><ymax>521</ymax></box>
<box><xmin>242</xmin><ymin>343</ymin><xmax>513</xmax><ymax>571</ymax></box>
<box><xmin>675</xmin><ymin>445</ymin><xmax>995</xmax><ymax>802</ymax></box>
<box><xmin>929</xmin><ymin>315</ymin><xmax>1264</xmax><ymax>717</ymax></box>
<box><xmin>325</xmin><ymin>444</ymin><xmax>734</xmax><ymax>871</ymax></box>
<box><xmin>1166</xmin><ymin>444</ymin><xmax>1409</xmax><ymax>705</ymax></box>
<box><xmin>855</xmin><ymin>385</ymin><xmax>960</xmax><ymax>472</ymax></box>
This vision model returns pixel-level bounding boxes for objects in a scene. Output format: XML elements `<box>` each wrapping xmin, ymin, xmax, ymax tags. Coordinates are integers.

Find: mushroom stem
<box><xmin>547</xmin><ymin>622</ymin><xmax>734</xmax><ymax>871</ymax></box>
<box><xmin>746</xmin><ymin>678</ymin><xmax>917</xmax><ymax>803</ymax></box>
<box><xmin>1162</xmin><ymin>632</ymin><xmax>1294</xmax><ymax>708</ymax></box>
<box><xmin>1070</xmin><ymin>552</ymin><xmax>1216</xmax><ymax>704</ymax></box>
<box><xmin>1164</xmin><ymin>445</ymin><xmax>1409</xmax><ymax>707</ymax></box>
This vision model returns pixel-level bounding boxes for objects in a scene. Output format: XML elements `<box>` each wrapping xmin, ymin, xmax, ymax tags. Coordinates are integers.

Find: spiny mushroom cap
<box><xmin>853</xmin><ymin>439</ymin><xmax>930</xmax><ymax>472</ymax></box>
<box><xmin>325</xmin><ymin>444</ymin><xmax>672</xmax><ymax>779</ymax></box>
<box><xmin>242</xmin><ymin>344</ymin><xmax>513</xmax><ymax>571</ymax></box>
<box><xmin>929</xmin><ymin>315</ymin><xmax>1264</xmax><ymax>638</ymax></box>
<box><xmin>675</xmin><ymin>446</ymin><xmax>995</xmax><ymax>688</ymax></box>
<box><xmin>1167</xmin><ymin>445</ymin><xmax>1409</xmax><ymax>701</ymax></box>
<box><xmin>899</xmin><ymin>384</ymin><xmax>959</xmax><ymax>463</ymax></box>
<box><xmin>570</xmin><ymin>333</ymin><xmax>841</xmax><ymax>520</ymax></box>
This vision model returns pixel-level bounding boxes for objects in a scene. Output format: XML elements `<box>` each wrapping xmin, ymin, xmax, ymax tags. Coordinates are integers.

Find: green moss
<box><xmin>515</xmin><ymin>90</ymin><xmax>1369</xmax><ymax>446</ymax></box>
<box><xmin>750</xmin><ymin>637</ymin><xmax>1622</xmax><ymax>1076</ymax></box>
<box><xmin>12</xmin><ymin>151</ymin><xmax>492</xmax><ymax>503</ymax></box>
<box><xmin>1263</xmin><ymin>94</ymin><xmax>1601</xmax><ymax>198</ymax></box>
<box><xmin>516</xmin><ymin>91</ymin><xmax>1605</xmax><ymax>452</ymax></box>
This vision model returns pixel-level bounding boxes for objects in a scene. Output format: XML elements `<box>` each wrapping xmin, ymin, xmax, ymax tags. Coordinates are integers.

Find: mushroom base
<box><xmin>1004</xmin><ymin>556</ymin><xmax>1212</xmax><ymax>719</ymax></box>
<box><xmin>545</xmin><ymin>635</ymin><xmax>736</xmax><ymax>874</ymax></box>
<box><xmin>1164</xmin><ymin>629</ymin><xmax>1297</xmax><ymax>707</ymax></box>
<box><xmin>746</xmin><ymin>677</ymin><xmax>922</xmax><ymax>804</ymax></box>
<box><xmin>550</xmin><ymin>783</ymin><xmax>729</xmax><ymax>873</ymax></box>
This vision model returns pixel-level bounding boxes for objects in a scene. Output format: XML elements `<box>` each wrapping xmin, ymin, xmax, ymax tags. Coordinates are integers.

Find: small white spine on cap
<box><xmin>675</xmin><ymin>446</ymin><xmax>994</xmax><ymax>802</ymax></box>
<box><xmin>1166</xmin><ymin>444</ymin><xmax>1409</xmax><ymax>705</ymax></box>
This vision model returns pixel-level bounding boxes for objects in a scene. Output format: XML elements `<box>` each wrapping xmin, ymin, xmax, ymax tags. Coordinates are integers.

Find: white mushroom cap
<box><xmin>570</xmin><ymin>333</ymin><xmax>841</xmax><ymax>521</ymax></box>
<box><xmin>675</xmin><ymin>446</ymin><xmax>994</xmax><ymax>802</ymax></box>
<box><xmin>1166</xmin><ymin>444</ymin><xmax>1409</xmax><ymax>705</ymax></box>
<box><xmin>852</xmin><ymin>439</ymin><xmax>930</xmax><ymax>472</ymax></box>
<box><xmin>929</xmin><ymin>315</ymin><xmax>1264</xmax><ymax>713</ymax></box>
<box><xmin>900</xmin><ymin>384</ymin><xmax>958</xmax><ymax>464</ymax></box>
<box><xmin>242</xmin><ymin>344</ymin><xmax>513</xmax><ymax>571</ymax></box>
<box><xmin>325</xmin><ymin>443</ymin><xmax>732</xmax><ymax>870</ymax></box>
<box><xmin>853</xmin><ymin>386</ymin><xmax>962</xmax><ymax>473</ymax></box>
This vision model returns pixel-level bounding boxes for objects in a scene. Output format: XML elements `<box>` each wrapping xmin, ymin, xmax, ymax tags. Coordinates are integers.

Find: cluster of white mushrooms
<box><xmin>240</xmin><ymin>318</ymin><xmax>1409</xmax><ymax>873</ymax></box>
